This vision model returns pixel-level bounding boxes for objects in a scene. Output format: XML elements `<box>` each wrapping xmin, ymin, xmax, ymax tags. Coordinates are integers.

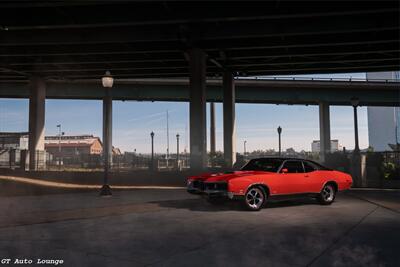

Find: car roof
<box><xmin>248</xmin><ymin>157</ymin><xmax>331</xmax><ymax>170</ymax></box>
<box><xmin>250</xmin><ymin>157</ymin><xmax>308</xmax><ymax>161</ymax></box>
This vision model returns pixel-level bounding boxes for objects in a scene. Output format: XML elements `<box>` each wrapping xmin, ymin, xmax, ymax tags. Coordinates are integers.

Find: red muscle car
<box><xmin>187</xmin><ymin>158</ymin><xmax>353</xmax><ymax>211</ymax></box>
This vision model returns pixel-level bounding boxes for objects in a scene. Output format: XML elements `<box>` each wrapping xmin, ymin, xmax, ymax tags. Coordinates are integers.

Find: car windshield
<box><xmin>241</xmin><ymin>158</ymin><xmax>284</xmax><ymax>172</ymax></box>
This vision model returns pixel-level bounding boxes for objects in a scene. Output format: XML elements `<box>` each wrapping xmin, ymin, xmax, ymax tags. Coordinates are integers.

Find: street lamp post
<box><xmin>244</xmin><ymin>140</ymin><xmax>247</xmax><ymax>156</ymax></box>
<box><xmin>277</xmin><ymin>126</ymin><xmax>282</xmax><ymax>156</ymax></box>
<box><xmin>351</xmin><ymin>98</ymin><xmax>360</xmax><ymax>153</ymax></box>
<box><xmin>150</xmin><ymin>131</ymin><xmax>155</xmax><ymax>171</ymax></box>
<box><xmin>100</xmin><ymin>71</ymin><xmax>113</xmax><ymax>196</ymax></box>
<box><xmin>57</xmin><ymin>124</ymin><xmax>61</xmax><ymax>169</ymax></box>
<box><xmin>176</xmin><ymin>133</ymin><xmax>180</xmax><ymax>169</ymax></box>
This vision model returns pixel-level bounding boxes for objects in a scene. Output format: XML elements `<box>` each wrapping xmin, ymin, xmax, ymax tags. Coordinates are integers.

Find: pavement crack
<box><xmin>305</xmin><ymin>205</ymin><xmax>379</xmax><ymax>267</ymax></box>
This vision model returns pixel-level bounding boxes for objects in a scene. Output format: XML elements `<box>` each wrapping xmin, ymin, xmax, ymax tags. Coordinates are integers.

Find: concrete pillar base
<box><xmin>351</xmin><ymin>153</ymin><xmax>362</xmax><ymax>187</ymax></box>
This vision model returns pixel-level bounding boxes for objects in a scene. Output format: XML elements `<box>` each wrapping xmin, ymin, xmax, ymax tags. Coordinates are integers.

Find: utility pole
<box><xmin>244</xmin><ymin>140</ymin><xmax>247</xmax><ymax>156</ymax></box>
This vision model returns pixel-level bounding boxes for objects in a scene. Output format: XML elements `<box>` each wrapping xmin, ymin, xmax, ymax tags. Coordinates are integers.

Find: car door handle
<box><xmin>304</xmin><ymin>175</ymin><xmax>309</xmax><ymax>178</ymax></box>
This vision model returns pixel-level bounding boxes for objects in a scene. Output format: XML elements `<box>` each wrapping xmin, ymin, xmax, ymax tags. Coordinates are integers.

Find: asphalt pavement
<box><xmin>0</xmin><ymin>189</ymin><xmax>399</xmax><ymax>267</ymax></box>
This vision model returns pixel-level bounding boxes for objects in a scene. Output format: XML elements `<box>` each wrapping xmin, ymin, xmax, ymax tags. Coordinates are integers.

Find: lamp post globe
<box><xmin>102</xmin><ymin>71</ymin><xmax>114</xmax><ymax>88</ymax></box>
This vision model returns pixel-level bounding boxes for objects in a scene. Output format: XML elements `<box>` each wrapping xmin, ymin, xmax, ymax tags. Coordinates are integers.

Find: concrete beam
<box><xmin>189</xmin><ymin>48</ymin><xmax>207</xmax><ymax>170</ymax></box>
<box><xmin>319</xmin><ymin>102</ymin><xmax>331</xmax><ymax>163</ymax></box>
<box><xmin>1</xmin><ymin>79</ymin><xmax>398</xmax><ymax>106</ymax></box>
<box><xmin>28</xmin><ymin>77</ymin><xmax>46</xmax><ymax>170</ymax></box>
<box><xmin>223</xmin><ymin>72</ymin><xmax>236</xmax><ymax>167</ymax></box>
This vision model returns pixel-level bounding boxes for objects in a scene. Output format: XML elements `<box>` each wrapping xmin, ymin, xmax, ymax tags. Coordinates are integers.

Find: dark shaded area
<box><xmin>0</xmin><ymin>1</ymin><xmax>399</xmax><ymax>81</ymax></box>
<box><xmin>0</xmin><ymin>191</ymin><xmax>399</xmax><ymax>267</ymax></box>
<box><xmin>152</xmin><ymin>196</ymin><xmax>321</xmax><ymax>212</ymax></box>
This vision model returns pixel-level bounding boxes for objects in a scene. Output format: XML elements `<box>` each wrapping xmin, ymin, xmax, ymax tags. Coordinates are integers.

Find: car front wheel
<box><xmin>244</xmin><ymin>186</ymin><xmax>266</xmax><ymax>211</ymax></box>
<box><xmin>318</xmin><ymin>183</ymin><xmax>336</xmax><ymax>205</ymax></box>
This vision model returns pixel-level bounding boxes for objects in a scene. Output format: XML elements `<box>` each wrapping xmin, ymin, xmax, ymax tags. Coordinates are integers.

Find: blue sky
<box><xmin>0</xmin><ymin>73</ymin><xmax>369</xmax><ymax>154</ymax></box>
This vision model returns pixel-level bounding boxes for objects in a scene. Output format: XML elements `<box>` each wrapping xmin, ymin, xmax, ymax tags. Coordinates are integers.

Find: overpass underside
<box><xmin>0</xmin><ymin>1</ymin><xmax>399</xmax><ymax>192</ymax></box>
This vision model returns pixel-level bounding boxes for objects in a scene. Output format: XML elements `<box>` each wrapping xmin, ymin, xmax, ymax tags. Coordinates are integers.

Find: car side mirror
<box><xmin>281</xmin><ymin>168</ymin><xmax>288</xmax><ymax>174</ymax></box>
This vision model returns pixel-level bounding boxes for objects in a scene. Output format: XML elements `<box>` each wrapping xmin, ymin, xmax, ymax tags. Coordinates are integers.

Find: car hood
<box><xmin>189</xmin><ymin>170</ymin><xmax>271</xmax><ymax>182</ymax></box>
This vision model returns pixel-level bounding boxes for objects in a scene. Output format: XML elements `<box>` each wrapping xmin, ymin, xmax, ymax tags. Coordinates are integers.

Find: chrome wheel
<box><xmin>322</xmin><ymin>184</ymin><xmax>335</xmax><ymax>202</ymax></box>
<box><xmin>318</xmin><ymin>183</ymin><xmax>336</xmax><ymax>205</ymax></box>
<box><xmin>245</xmin><ymin>187</ymin><xmax>265</xmax><ymax>210</ymax></box>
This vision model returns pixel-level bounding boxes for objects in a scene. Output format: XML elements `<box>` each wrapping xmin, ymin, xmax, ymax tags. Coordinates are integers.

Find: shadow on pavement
<box><xmin>151</xmin><ymin>197</ymin><xmax>320</xmax><ymax>212</ymax></box>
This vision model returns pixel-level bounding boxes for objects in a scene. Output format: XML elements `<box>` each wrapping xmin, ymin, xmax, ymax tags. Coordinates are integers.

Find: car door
<box><xmin>278</xmin><ymin>160</ymin><xmax>307</xmax><ymax>194</ymax></box>
<box><xmin>303</xmin><ymin>160</ymin><xmax>325</xmax><ymax>192</ymax></box>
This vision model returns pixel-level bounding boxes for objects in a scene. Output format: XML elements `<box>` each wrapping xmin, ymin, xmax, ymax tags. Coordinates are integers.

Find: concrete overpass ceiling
<box><xmin>0</xmin><ymin>1</ymin><xmax>399</xmax><ymax>81</ymax></box>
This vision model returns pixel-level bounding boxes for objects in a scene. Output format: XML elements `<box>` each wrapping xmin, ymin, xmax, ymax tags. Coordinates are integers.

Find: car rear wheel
<box><xmin>244</xmin><ymin>186</ymin><xmax>266</xmax><ymax>211</ymax></box>
<box><xmin>318</xmin><ymin>183</ymin><xmax>336</xmax><ymax>205</ymax></box>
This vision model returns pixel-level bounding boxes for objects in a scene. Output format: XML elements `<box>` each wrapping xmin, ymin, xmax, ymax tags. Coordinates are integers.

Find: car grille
<box><xmin>192</xmin><ymin>181</ymin><xmax>227</xmax><ymax>191</ymax></box>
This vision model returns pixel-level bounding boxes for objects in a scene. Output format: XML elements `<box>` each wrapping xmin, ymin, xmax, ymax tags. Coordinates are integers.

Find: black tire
<box><xmin>244</xmin><ymin>186</ymin><xmax>267</xmax><ymax>211</ymax></box>
<box><xmin>318</xmin><ymin>183</ymin><xmax>336</xmax><ymax>205</ymax></box>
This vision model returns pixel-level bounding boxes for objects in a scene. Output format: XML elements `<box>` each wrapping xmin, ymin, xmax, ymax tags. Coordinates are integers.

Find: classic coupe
<box><xmin>187</xmin><ymin>158</ymin><xmax>353</xmax><ymax>211</ymax></box>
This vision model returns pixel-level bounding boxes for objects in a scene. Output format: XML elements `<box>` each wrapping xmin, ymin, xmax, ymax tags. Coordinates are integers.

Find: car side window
<box><xmin>281</xmin><ymin>161</ymin><xmax>304</xmax><ymax>173</ymax></box>
<box><xmin>303</xmin><ymin>161</ymin><xmax>316</xmax><ymax>173</ymax></box>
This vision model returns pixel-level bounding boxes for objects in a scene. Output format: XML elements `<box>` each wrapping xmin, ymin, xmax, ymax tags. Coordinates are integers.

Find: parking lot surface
<box><xmin>0</xmin><ymin>189</ymin><xmax>399</xmax><ymax>267</ymax></box>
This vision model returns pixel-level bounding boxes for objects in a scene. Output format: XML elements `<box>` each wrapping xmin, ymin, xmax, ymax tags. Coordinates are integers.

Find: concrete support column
<box><xmin>319</xmin><ymin>102</ymin><xmax>331</xmax><ymax>163</ymax></box>
<box><xmin>223</xmin><ymin>71</ymin><xmax>236</xmax><ymax>167</ymax></box>
<box><xmin>189</xmin><ymin>48</ymin><xmax>207</xmax><ymax>170</ymax></box>
<box><xmin>210</xmin><ymin>102</ymin><xmax>216</xmax><ymax>166</ymax></box>
<box><xmin>28</xmin><ymin>77</ymin><xmax>46</xmax><ymax>170</ymax></box>
<box><xmin>351</xmin><ymin>104</ymin><xmax>361</xmax><ymax>187</ymax></box>
<box><xmin>101</xmin><ymin>87</ymin><xmax>113</xmax><ymax>195</ymax></box>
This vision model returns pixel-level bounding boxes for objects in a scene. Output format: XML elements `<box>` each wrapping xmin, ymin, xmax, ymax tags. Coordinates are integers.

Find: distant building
<box><xmin>311</xmin><ymin>140</ymin><xmax>340</xmax><ymax>153</ymax></box>
<box><xmin>285</xmin><ymin>148</ymin><xmax>296</xmax><ymax>156</ymax></box>
<box><xmin>45</xmin><ymin>135</ymin><xmax>103</xmax><ymax>158</ymax></box>
<box><xmin>366</xmin><ymin>71</ymin><xmax>400</xmax><ymax>151</ymax></box>
<box><xmin>112</xmin><ymin>147</ymin><xmax>122</xmax><ymax>156</ymax></box>
<box><xmin>0</xmin><ymin>132</ymin><xmax>29</xmax><ymax>150</ymax></box>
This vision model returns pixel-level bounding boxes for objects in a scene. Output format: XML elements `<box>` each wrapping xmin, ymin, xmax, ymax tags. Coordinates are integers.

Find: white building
<box><xmin>311</xmin><ymin>140</ymin><xmax>340</xmax><ymax>153</ymax></box>
<box><xmin>366</xmin><ymin>72</ymin><xmax>400</xmax><ymax>151</ymax></box>
<box><xmin>0</xmin><ymin>132</ymin><xmax>29</xmax><ymax>150</ymax></box>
